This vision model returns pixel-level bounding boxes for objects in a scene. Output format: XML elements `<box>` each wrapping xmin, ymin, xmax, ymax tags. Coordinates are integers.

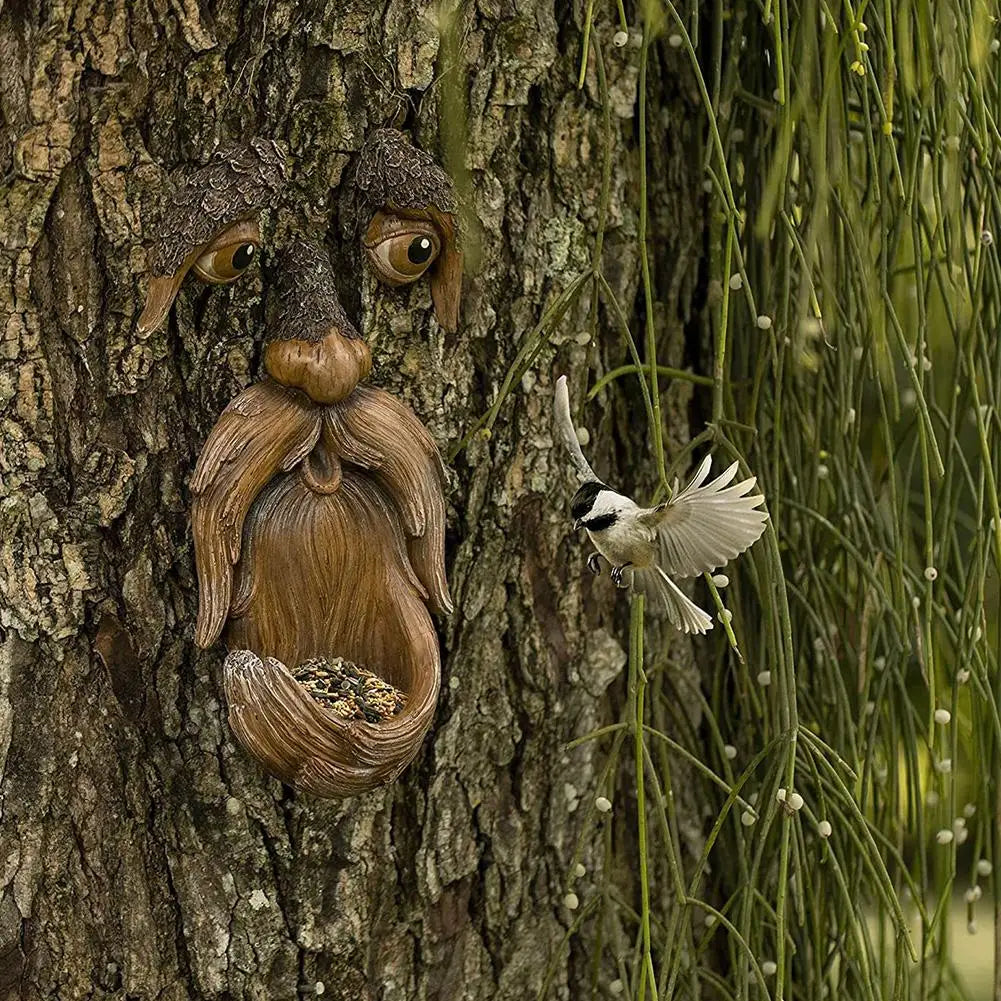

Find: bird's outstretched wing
<box><xmin>640</xmin><ymin>455</ymin><xmax>768</xmax><ymax>577</ymax></box>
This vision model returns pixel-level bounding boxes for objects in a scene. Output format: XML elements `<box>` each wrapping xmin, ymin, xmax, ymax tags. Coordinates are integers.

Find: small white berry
<box><xmin>981</xmin><ymin>230</ymin><xmax>994</xmax><ymax>246</ymax></box>
<box><xmin>936</xmin><ymin>758</ymin><xmax>953</xmax><ymax>774</ymax></box>
<box><xmin>956</xmin><ymin>827</ymin><xmax>969</xmax><ymax>845</ymax></box>
<box><xmin>926</xmin><ymin>789</ymin><xmax>940</xmax><ymax>807</ymax></box>
<box><xmin>723</xmin><ymin>744</ymin><xmax>737</xmax><ymax>760</ymax></box>
<box><xmin>564</xmin><ymin>892</ymin><xmax>580</xmax><ymax>910</ymax></box>
<box><xmin>963</xmin><ymin>803</ymin><xmax>976</xmax><ymax>818</ymax></box>
<box><xmin>574</xmin><ymin>863</ymin><xmax>586</xmax><ymax>878</ymax></box>
<box><xmin>773</xmin><ymin>88</ymin><xmax>781</xmax><ymax>101</ymax></box>
<box><xmin>595</xmin><ymin>796</ymin><xmax>612</xmax><ymax>813</ymax></box>
<box><xmin>741</xmin><ymin>810</ymin><xmax>757</xmax><ymax>826</ymax></box>
<box><xmin>718</xmin><ymin>609</ymin><xmax>733</xmax><ymax>624</ymax></box>
<box><xmin>817</xmin><ymin>820</ymin><xmax>832</xmax><ymax>838</ymax></box>
<box><xmin>704</xmin><ymin>913</ymin><xmax>717</xmax><ymax>927</ymax></box>
<box><xmin>613</xmin><ymin>29</ymin><xmax>629</xmax><ymax>47</ymax></box>
<box><xmin>976</xmin><ymin>859</ymin><xmax>992</xmax><ymax>876</ymax></box>
<box><xmin>965</xmin><ymin>886</ymin><xmax>983</xmax><ymax>903</ymax></box>
<box><xmin>936</xmin><ymin>829</ymin><xmax>954</xmax><ymax>845</ymax></box>
<box><xmin>934</xmin><ymin>708</ymin><xmax>951</xmax><ymax>724</ymax></box>
<box><xmin>817</xmin><ymin>464</ymin><xmax>830</xmax><ymax>479</ymax></box>
<box><xmin>610</xmin><ymin>980</ymin><xmax>625</xmax><ymax>996</ymax></box>
<box><xmin>729</xmin><ymin>273</ymin><xmax>743</xmax><ymax>290</ymax></box>
<box><xmin>762</xmin><ymin>961</ymin><xmax>778</xmax><ymax>976</ymax></box>
<box><xmin>756</xmin><ymin>314</ymin><xmax>772</xmax><ymax>330</ymax></box>
<box><xmin>957</xmin><ymin>669</ymin><xmax>971</xmax><ymax>684</ymax></box>
<box><xmin>787</xmin><ymin>792</ymin><xmax>804</xmax><ymax>811</ymax></box>
<box><xmin>863</xmin><ymin>701</ymin><xmax>876</xmax><ymax>716</ymax></box>
<box><xmin>992</xmin><ymin>39</ymin><xmax>1001</xmax><ymax>53</ymax></box>
<box><xmin>911</xmin><ymin>595</ymin><xmax>921</xmax><ymax>609</ymax></box>
<box><xmin>776</xmin><ymin>788</ymin><xmax>787</xmax><ymax>803</ymax></box>
<box><xmin>668</xmin><ymin>33</ymin><xmax>683</xmax><ymax>48</ymax></box>
<box><xmin>924</xmin><ymin>566</ymin><xmax>938</xmax><ymax>582</ymax></box>
<box><xmin>576</xmin><ymin>426</ymin><xmax>590</xmax><ymax>447</ymax></box>
<box><xmin>757</xmin><ymin>670</ymin><xmax>772</xmax><ymax>686</ymax></box>
<box><xmin>954</xmin><ymin>817</ymin><xmax>967</xmax><ymax>831</ymax></box>
<box><xmin>315</xmin><ymin>984</ymin><xmax>325</xmax><ymax>996</ymax></box>
<box><xmin>702</xmin><ymin>179</ymin><xmax>713</xmax><ymax>193</ymax></box>
<box><xmin>853</xmin><ymin>345</ymin><xmax>864</xmax><ymax>361</ymax></box>
<box><xmin>712</xmin><ymin>573</ymin><xmax>730</xmax><ymax>587</ymax></box>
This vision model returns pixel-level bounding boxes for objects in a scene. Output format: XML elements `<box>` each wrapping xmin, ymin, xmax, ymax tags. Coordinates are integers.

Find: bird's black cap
<box><xmin>570</xmin><ymin>480</ymin><xmax>606</xmax><ymax>522</ymax></box>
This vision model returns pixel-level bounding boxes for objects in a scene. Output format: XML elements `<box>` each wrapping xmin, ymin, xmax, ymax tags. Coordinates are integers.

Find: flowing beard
<box><xmin>190</xmin><ymin>378</ymin><xmax>450</xmax><ymax>796</ymax></box>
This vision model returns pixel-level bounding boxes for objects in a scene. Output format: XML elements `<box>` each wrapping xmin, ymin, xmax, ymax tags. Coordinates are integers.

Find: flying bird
<box><xmin>554</xmin><ymin>376</ymin><xmax>768</xmax><ymax>633</ymax></box>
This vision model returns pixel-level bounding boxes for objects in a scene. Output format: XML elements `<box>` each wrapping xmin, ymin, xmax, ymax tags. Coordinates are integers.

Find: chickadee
<box><xmin>554</xmin><ymin>376</ymin><xmax>768</xmax><ymax>633</ymax></box>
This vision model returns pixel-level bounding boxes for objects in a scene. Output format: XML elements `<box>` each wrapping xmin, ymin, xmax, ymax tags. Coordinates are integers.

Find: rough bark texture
<box><xmin>0</xmin><ymin>1</ymin><xmax>704</xmax><ymax>998</ymax></box>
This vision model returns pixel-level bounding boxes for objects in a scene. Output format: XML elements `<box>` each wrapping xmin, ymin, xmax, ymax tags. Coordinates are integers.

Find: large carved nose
<box><xmin>264</xmin><ymin>329</ymin><xmax>372</xmax><ymax>405</ymax></box>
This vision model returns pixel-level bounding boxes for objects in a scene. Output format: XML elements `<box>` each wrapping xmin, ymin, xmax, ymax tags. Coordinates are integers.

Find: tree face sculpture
<box><xmin>137</xmin><ymin>138</ymin><xmax>288</xmax><ymax>335</ymax></box>
<box><xmin>343</xmin><ymin>128</ymin><xmax>463</xmax><ymax>332</ymax></box>
<box><xmin>189</xmin><ymin>239</ymin><xmax>451</xmax><ymax>797</ymax></box>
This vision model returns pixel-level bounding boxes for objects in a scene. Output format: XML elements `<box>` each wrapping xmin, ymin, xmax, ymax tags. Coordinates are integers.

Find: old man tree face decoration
<box><xmin>137</xmin><ymin>138</ymin><xmax>288</xmax><ymax>334</ymax></box>
<box><xmin>190</xmin><ymin>239</ymin><xmax>451</xmax><ymax>797</ymax></box>
<box><xmin>138</xmin><ymin>132</ymin><xmax>458</xmax><ymax>797</ymax></box>
<box><xmin>346</xmin><ymin>128</ymin><xmax>463</xmax><ymax>332</ymax></box>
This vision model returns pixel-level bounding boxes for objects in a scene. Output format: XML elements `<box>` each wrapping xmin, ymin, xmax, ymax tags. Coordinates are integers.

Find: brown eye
<box><xmin>193</xmin><ymin>241</ymin><xmax>260</xmax><ymax>283</ymax></box>
<box><xmin>365</xmin><ymin>223</ymin><xmax>441</xmax><ymax>286</ymax></box>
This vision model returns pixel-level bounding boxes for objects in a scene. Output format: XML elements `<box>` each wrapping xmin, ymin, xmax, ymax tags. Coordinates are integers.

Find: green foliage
<box><xmin>460</xmin><ymin>0</ymin><xmax>1001</xmax><ymax>996</ymax></box>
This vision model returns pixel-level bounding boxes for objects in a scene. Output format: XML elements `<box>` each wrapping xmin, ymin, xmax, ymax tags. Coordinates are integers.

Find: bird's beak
<box><xmin>573</xmin><ymin>518</ymin><xmax>583</xmax><ymax>532</ymax></box>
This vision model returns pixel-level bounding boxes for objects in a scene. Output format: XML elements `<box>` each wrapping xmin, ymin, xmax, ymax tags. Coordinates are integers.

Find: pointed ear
<box><xmin>428</xmin><ymin>207</ymin><xmax>462</xmax><ymax>333</ymax></box>
<box><xmin>136</xmin><ymin>262</ymin><xmax>192</xmax><ymax>335</ymax></box>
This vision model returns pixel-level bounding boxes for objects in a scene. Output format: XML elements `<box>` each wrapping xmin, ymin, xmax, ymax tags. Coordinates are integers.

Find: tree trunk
<box><xmin>0</xmin><ymin>1</ymin><xmax>704</xmax><ymax>998</ymax></box>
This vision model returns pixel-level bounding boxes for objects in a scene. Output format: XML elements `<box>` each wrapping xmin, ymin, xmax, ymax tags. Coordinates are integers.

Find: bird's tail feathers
<box><xmin>632</xmin><ymin>566</ymin><xmax>714</xmax><ymax>635</ymax></box>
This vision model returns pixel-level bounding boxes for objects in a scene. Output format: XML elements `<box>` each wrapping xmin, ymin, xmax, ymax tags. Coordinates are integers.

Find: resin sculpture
<box><xmin>191</xmin><ymin>241</ymin><xmax>451</xmax><ymax>796</ymax></box>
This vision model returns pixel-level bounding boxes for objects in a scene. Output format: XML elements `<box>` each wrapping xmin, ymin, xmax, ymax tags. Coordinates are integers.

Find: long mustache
<box><xmin>191</xmin><ymin>379</ymin><xmax>322</xmax><ymax>647</ymax></box>
<box><xmin>191</xmin><ymin>379</ymin><xmax>451</xmax><ymax>649</ymax></box>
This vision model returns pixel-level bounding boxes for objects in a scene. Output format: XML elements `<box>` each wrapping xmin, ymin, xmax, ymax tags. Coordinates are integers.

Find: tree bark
<box><xmin>0</xmin><ymin>1</ymin><xmax>705</xmax><ymax>998</ymax></box>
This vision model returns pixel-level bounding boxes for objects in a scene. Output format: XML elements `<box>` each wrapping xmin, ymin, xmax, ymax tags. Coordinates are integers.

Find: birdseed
<box><xmin>292</xmin><ymin>657</ymin><xmax>406</xmax><ymax>723</ymax></box>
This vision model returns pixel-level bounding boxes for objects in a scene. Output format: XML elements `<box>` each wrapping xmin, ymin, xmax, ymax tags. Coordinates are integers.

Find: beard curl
<box><xmin>191</xmin><ymin>377</ymin><xmax>450</xmax><ymax>797</ymax></box>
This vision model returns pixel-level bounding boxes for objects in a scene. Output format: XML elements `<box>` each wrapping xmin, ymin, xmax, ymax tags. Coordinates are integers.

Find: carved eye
<box><xmin>193</xmin><ymin>240</ymin><xmax>260</xmax><ymax>284</ymax></box>
<box><xmin>368</xmin><ymin>228</ymin><xmax>441</xmax><ymax>285</ymax></box>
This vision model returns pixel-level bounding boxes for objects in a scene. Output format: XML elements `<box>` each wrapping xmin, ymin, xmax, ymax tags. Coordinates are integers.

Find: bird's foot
<box><xmin>610</xmin><ymin>563</ymin><xmax>632</xmax><ymax>589</ymax></box>
<box><xmin>586</xmin><ymin>552</ymin><xmax>604</xmax><ymax>576</ymax></box>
